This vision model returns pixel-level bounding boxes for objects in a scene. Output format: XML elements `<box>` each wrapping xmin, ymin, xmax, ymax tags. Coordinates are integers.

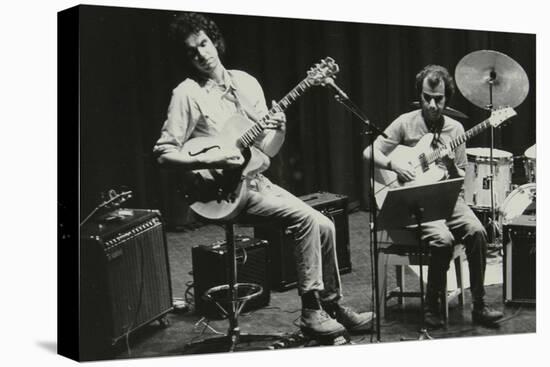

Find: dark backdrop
<box><xmin>77</xmin><ymin>5</ymin><xmax>536</xmax><ymax>227</ymax></box>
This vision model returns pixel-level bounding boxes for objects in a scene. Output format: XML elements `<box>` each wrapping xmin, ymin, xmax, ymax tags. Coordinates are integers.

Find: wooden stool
<box><xmin>377</xmin><ymin>229</ymin><xmax>466</xmax><ymax>322</ymax></box>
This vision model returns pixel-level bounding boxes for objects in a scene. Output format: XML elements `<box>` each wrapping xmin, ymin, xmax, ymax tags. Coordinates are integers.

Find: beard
<box><xmin>422</xmin><ymin>108</ymin><xmax>444</xmax><ymax>133</ymax></box>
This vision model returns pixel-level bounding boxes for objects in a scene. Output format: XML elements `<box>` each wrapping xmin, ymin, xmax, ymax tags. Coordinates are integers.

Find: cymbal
<box><xmin>411</xmin><ymin>101</ymin><xmax>469</xmax><ymax>119</ymax></box>
<box><xmin>524</xmin><ymin>144</ymin><xmax>536</xmax><ymax>159</ymax></box>
<box><xmin>455</xmin><ymin>50</ymin><xmax>529</xmax><ymax>109</ymax></box>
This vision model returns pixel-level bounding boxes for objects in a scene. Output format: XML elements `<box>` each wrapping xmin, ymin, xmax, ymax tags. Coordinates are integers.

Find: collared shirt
<box><xmin>375</xmin><ymin>109</ymin><xmax>467</xmax><ymax>171</ymax></box>
<box><xmin>153</xmin><ymin>69</ymin><xmax>270</xmax><ymax>156</ymax></box>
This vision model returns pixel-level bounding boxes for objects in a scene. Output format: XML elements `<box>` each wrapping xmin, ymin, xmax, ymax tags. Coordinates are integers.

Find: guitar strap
<box><xmin>427</xmin><ymin>116</ymin><xmax>444</xmax><ymax>149</ymax></box>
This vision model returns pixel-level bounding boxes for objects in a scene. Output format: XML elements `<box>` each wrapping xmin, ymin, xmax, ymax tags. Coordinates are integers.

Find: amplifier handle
<box><xmin>302</xmin><ymin>196</ymin><xmax>319</xmax><ymax>203</ymax></box>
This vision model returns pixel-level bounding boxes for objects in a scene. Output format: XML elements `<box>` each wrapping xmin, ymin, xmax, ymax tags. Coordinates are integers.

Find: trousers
<box><xmin>423</xmin><ymin>197</ymin><xmax>488</xmax><ymax>304</ymax></box>
<box><xmin>242</xmin><ymin>175</ymin><xmax>342</xmax><ymax>301</ymax></box>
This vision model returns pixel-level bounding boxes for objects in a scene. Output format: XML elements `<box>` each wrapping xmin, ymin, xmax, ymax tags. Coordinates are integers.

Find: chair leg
<box><xmin>377</xmin><ymin>253</ymin><xmax>387</xmax><ymax>319</ymax></box>
<box><xmin>441</xmin><ymin>275</ymin><xmax>449</xmax><ymax>323</ymax></box>
<box><xmin>395</xmin><ymin>265</ymin><xmax>405</xmax><ymax>307</ymax></box>
<box><xmin>455</xmin><ymin>253</ymin><xmax>465</xmax><ymax>306</ymax></box>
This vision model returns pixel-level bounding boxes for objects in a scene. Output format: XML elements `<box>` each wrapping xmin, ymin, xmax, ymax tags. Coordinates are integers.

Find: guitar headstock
<box><xmin>306</xmin><ymin>57</ymin><xmax>339</xmax><ymax>85</ymax></box>
<box><xmin>489</xmin><ymin>106</ymin><xmax>517</xmax><ymax>127</ymax></box>
<box><xmin>100</xmin><ymin>189</ymin><xmax>133</xmax><ymax>210</ymax></box>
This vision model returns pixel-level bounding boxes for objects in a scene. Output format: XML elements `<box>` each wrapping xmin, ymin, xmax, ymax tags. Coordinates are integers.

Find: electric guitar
<box><xmin>373</xmin><ymin>106</ymin><xmax>517</xmax><ymax>208</ymax></box>
<box><xmin>79</xmin><ymin>189</ymin><xmax>133</xmax><ymax>226</ymax></box>
<box><xmin>180</xmin><ymin>57</ymin><xmax>340</xmax><ymax>220</ymax></box>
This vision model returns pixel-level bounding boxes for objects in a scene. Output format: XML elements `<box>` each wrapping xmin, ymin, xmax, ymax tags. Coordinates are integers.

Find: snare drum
<box><xmin>464</xmin><ymin>147</ymin><xmax>513</xmax><ymax>208</ymax></box>
<box><xmin>499</xmin><ymin>183</ymin><xmax>536</xmax><ymax>225</ymax></box>
<box><xmin>524</xmin><ymin>144</ymin><xmax>536</xmax><ymax>183</ymax></box>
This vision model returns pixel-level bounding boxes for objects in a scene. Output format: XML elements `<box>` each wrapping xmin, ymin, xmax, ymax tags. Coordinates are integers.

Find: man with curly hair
<box><xmin>363</xmin><ymin>65</ymin><xmax>503</xmax><ymax>328</ymax></box>
<box><xmin>154</xmin><ymin>12</ymin><xmax>373</xmax><ymax>341</ymax></box>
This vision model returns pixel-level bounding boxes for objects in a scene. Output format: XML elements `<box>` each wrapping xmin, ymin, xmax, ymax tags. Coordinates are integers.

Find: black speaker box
<box><xmin>254</xmin><ymin>191</ymin><xmax>352</xmax><ymax>291</ymax></box>
<box><xmin>503</xmin><ymin>215</ymin><xmax>536</xmax><ymax>305</ymax></box>
<box><xmin>80</xmin><ymin>209</ymin><xmax>173</xmax><ymax>360</ymax></box>
<box><xmin>192</xmin><ymin>236</ymin><xmax>271</xmax><ymax>318</ymax></box>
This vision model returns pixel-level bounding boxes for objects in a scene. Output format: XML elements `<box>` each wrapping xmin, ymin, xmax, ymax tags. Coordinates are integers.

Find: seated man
<box><xmin>153</xmin><ymin>12</ymin><xmax>373</xmax><ymax>340</ymax></box>
<box><xmin>363</xmin><ymin>65</ymin><xmax>503</xmax><ymax>328</ymax></box>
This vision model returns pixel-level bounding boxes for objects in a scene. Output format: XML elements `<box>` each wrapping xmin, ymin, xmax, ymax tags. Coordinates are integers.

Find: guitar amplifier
<box><xmin>80</xmin><ymin>209</ymin><xmax>173</xmax><ymax>360</ymax></box>
<box><xmin>254</xmin><ymin>191</ymin><xmax>352</xmax><ymax>291</ymax></box>
<box><xmin>503</xmin><ymin>215</ymin><xmax>536</xmax><ymax>305</ymax></box>
<box><xmin>192</xmin><ymin>236</ymin><xmax>271</xmax><ymax>318</ymax></box>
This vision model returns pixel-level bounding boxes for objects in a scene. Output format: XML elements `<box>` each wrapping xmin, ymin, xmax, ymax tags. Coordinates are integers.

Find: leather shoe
<box><xmin>333</xmin><ymin>305</ymin><xmax>374</xmax><ymax>332</ymax></box>
<box><xmin>472</xmin><ymin>304</ymin><xmax>503</xmax><ymax>327</ymax></box>
<box><xmin>424</xmin><ymin>306</ymin><xmax>444</xmax><ymax>329</ymax></box>
<box><xmin>300</xmin><ymin>309</ymin><xmax>346</xmax><ymax>337</ymax></box>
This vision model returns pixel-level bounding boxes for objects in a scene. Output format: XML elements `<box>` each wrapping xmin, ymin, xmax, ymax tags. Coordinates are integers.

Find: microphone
<box><xmin>324</xmin><ymin>77</ymin><xmax>349</xmax><ymax>100</ymax></box>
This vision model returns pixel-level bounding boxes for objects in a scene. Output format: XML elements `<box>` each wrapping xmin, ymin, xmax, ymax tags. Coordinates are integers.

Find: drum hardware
<box><xmin>499</xmin><ymin>183</ymin><xmax>536</xmax><ymax>226</ymax></box>
<box><xmin>455</xmin><ymin>50</ymin><xmax>530</xmax><ymax>254</ymax></box>
<box><xmin>470</xmin><ymin>206</ymin><xmax>503</xmax><ymax>252</ymax></box>
<box><xmin>498</xmin><ymin>183</ymin><xmax>535</xmax><ymax>263</ymax></box>
<box><xmin>455</xmin><ymin>50</ymin><xmax>529</xmax><ymax>110</ymax></box>
<box><xmin>486</xmin><ymin>216</ymin><xmax>502</xmax><ymax>254</ymax></box>
<box><xmin>523</xmin><ymin>144</ymin><xmax>536</xmax><ymax>183</ymax></box>
<box><xmin>464</xmin><ymin>148</ymin><xmax>513</xmax><ymax>209</ymax></box>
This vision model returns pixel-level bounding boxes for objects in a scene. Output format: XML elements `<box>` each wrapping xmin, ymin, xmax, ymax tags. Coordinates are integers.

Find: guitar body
<box><xmin>374</xmin><ymin>133</ymin><xmax>446</xmax><ymax>207</ymax></box>
<box><xmin>180</xmin><ymin>114</ymin><xmax>270</xmax><ymax>220</ymax></box>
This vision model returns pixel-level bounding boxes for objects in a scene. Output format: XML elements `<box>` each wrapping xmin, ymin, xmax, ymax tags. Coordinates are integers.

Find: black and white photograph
<box><xmin>6</xmin><ymin>0</ymin><xmax>546</xmax><ymax>366</ymax></box>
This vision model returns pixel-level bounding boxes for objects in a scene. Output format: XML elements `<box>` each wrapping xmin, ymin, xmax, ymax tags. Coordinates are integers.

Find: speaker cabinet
<box><xmin>254</xmin><ymin>191</ymin><xmax>352</xmax><ymax>291</ymax></box>
<box><xmin>80</xmin><ymin>209</ymin><xmax>173</xmax><ymax>360</ymax></box>
<box><xmin>503</xmin><ymin>215</ymin><xmax>536</xmax><ymax>305</ymax></box>
<box><xmin>192</xmin><ymin>236</ymin><xmax>271</xmax><ymax>318</ymax></box>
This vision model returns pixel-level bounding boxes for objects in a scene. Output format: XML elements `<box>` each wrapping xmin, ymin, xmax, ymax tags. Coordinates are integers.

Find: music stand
<box><xmin>377</xmin><ymin>178</ymin><xmax>464</xmax><ymax>339</ymax></box>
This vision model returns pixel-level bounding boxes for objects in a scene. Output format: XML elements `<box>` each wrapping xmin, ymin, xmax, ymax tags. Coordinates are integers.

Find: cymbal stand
<box><xmin>486</xmin><ymin>71</ymin><xmax>500</xmax><ymax>248</ymax></box>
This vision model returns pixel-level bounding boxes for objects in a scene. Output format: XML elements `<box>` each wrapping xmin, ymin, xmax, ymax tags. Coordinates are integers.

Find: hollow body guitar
<box><xmin>180</xmin><ymin>116</ymin><xmax>269</xmax><ymax>220</ymax></box>
<box><xmin>180</xmin><ymin>58</ymin><xmax>340</xmax><ymax>220</ymax></box>
<box><xmin>373</xmin><ymin>106</ymin><xmax>517</xmax><ymax>208</ymax></box>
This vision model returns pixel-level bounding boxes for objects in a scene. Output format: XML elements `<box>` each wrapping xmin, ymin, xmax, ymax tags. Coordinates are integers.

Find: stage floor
<box><xmin>107</xmin><ymin>210</ymin><xmax>535</xmax><ymax>360</ymax></box>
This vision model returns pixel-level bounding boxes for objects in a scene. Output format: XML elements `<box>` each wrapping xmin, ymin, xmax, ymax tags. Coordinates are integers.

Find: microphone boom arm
<box><xmin>327</xmin><ymin>83</ymin><xmax>387</xmax><ymax>139</ymax></box>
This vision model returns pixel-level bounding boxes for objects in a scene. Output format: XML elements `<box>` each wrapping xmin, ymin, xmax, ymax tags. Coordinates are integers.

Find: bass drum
<box><xmin>524</xmin><ymin>144</ymin><xmax>536</xmax><ymax>183</ymax></box>
<box><xmin>499</xmin><ymin>183</ymin><xmax>536</xmax><ymax>225</ymax></box>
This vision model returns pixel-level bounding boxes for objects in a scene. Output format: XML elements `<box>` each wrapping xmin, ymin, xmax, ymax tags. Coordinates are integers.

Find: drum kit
<box><xmin>454</xmin><ymin>50</ymin><xmax>534</xmax><ymax>243</ymax></box>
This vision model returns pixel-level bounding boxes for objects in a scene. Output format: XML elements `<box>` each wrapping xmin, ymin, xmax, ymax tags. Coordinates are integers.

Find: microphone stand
<box><xmin>331</xmin><ymin>92</ymin><xmax>387</xmax><ymax>342</ymax></box>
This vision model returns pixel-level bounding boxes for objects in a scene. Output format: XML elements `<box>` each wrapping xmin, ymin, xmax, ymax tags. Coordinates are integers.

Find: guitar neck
<box><xmin>425</xmin><ymin>117</ymin><xmax>492</xmax><ymax>164</ymax></box>
<box><xmin>238</xmin><ymin>78</ymin><xmax>312</xmax><ymax>148</ymax></box>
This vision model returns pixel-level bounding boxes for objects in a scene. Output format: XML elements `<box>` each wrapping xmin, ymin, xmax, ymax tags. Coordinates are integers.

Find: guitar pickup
<box><xmin>419</xmin><ymin>153</ymin><xmax>429</xmax><ymax>172</ymax></box>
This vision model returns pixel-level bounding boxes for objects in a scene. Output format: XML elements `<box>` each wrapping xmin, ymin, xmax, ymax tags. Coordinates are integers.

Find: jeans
<box><xmin>242</xmin><ymin>175</ymin><xmax>342</xmax><ymax>301</ymax></box>
<box><xmin>422</xmin><ymin>197</ymin><xmax>488</xmax><ymax>304</ymax></box>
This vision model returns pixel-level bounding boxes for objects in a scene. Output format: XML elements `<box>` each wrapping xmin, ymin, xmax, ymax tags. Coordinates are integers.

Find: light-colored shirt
<box><xmin>153</xmin><ymin>69</ymin><xmax>274</xmax><ymax>156</ymax></box>
<box><xmin>374</xmin><ymin>109</ymin><xmax>467</xmax><ymax>171</ymax></box>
